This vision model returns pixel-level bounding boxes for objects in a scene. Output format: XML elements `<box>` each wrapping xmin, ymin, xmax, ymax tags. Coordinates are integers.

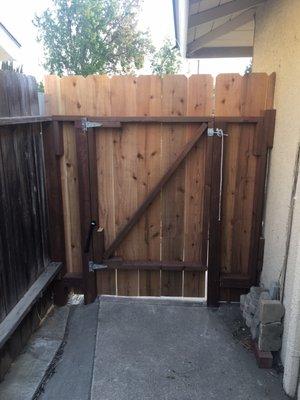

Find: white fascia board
<box><xmin>174</xmin><ymin>0</ymin><xmax>189</xmax><ymax>57</ymax></box>
<box><xmin>0</xmin><ymin>26</ymin><xmax>20</xmax><ymax>61</ymax></box>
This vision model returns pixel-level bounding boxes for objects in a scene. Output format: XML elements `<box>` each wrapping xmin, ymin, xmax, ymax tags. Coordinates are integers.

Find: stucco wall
<box><xmin>252</xmin><ymin>0</ymin><xmax>300</xmax><ymax>392</ymax></box>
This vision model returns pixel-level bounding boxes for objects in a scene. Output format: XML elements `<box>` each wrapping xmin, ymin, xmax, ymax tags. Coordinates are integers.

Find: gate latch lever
<box><xmin>88</xmin><ymin>261</ymin><xmax>108</xmax><ymax>272</ymax></box>
<box><xmin>84</xmin><ymin>221</ymin><xmax>97</xmax><ymax>253</ymax></box>
<box><xmin>207</xmin><ymin>128</ymin><xmax>227</xmax><ymax>137</ymax></box>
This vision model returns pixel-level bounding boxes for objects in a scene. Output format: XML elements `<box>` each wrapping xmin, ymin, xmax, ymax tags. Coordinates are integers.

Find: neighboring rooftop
<box><xmin>173</xmin><ymin>0</ymin><xmax>266</xmax><ymax>58</ymax></box>
<box><xmin>0</xmin><ymin>22</ymin><xmax>21</xmax><ymax>61</ymax></box>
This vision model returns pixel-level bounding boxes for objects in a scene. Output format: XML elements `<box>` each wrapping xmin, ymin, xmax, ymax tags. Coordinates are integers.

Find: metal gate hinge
<box><xmin>76</xmin><ymin>118</ymin><xmax>103</xmax><ymax>132</ymax></box>
<box><xmin>207</xmin><ymin>128</ymin><xmax>227</xmax><ymax>137</ymax></box>
<box><xmin>88</xmin><ymin>261</ymin><xmax>108</xmax><ymax>272</ymax></box>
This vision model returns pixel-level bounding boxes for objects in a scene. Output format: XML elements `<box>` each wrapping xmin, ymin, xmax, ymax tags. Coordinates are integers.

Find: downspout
<box><xmin>172</xmin><ymin>0</ymin><xmax>188</xmax><ymax>57</ymax></box>
<box><xmin>282</xmin><ymin>143</ymin><xmax>300</xmax><ymax>397</ymax></box>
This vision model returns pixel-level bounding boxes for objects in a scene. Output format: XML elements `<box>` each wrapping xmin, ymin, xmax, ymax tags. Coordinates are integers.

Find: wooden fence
<box><xmin>0</xmin><ymin>72</ymin><xmax>50</xmax><ymax>322</ymax></box>
<box><xmin>45</xmin><ymin>73</ymin><xmax>275</xmax><ymax>302</ymax></box>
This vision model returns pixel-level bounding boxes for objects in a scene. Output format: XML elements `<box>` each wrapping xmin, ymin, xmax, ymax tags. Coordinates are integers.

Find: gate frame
<box><xmin>9</xmin><ymin>111</ymin><xmax>274</xmax><ymax>306</ymax></box>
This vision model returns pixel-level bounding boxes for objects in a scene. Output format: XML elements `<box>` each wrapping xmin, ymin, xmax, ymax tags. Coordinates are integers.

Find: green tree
<box><xmin>34</xmin><ymin>0</ymin><xmax>152</xmax><ymax>76</ymax></box>
<box><xmin>150</xmin><ymin>39</ymin><xmax>182</xmax><ymax>75</ymax></box>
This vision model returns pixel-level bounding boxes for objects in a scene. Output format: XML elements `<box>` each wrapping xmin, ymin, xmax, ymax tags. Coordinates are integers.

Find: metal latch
<box><xmin>76</xmin><ymin>117</ymin><xmax>102</xmax><ymax>132</ymax></box>
<box><xmin>207</xmin><ymin>128</ymin><xmax>227</xmax><ymax>137</ymax></box>
<box><xmin>88</xmin><ymin>261</ymin><xmax>108</xmax><ymax>272</ymax></box>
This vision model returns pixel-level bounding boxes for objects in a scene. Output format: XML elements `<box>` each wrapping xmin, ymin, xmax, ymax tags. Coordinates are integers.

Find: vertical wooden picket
<box><xmin>183</xmin><ymin>75</ymin><xmax>213</xmax><ymax>297</ymax></box>
<box><xmin>110</xmin><ymin>76</ymin><xmax>139</xmax><ymax>295</ymax></box>
<box><xmin>215</xmin><ymin>73</ymin><xmax>275</xmax><ymax>301</ymax></box>
<box><xmin>59</xmin><ymin>77</ymin><xmax>86</xmax><ymax>275</ymax></box>
<box><xmin>160</xmin><ymin>75</ymin><xmax>187</xmax><ymax>296</ymax></box>
<box><xmin>44</xmin><ymin>75</ymin><xmax>62</xmax><ymax>115</ymax></box>
<box><xmin>136</xmin><ymin>76</ymin><xmax>162</xmax><ymax>296</ymax></box>
<box><xmin>92</xmin><ymin>76</ymin><xmax>116</xmax><ymax>295</ymax></box>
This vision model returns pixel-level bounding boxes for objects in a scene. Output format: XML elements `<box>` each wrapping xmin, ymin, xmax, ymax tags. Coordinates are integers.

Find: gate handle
<box><xmin>84</xmin><ymin>221</ymin><xmax>97</xmax><ymax>253</ymax></box>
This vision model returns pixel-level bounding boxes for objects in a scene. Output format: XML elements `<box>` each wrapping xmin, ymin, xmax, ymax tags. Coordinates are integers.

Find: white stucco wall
<box><xmin>252</xmin><ymin>0</ymin><xmax>300</xmax><ymax>395</ymax></box>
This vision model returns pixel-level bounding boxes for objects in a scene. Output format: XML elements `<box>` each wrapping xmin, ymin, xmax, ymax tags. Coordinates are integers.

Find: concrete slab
<box><xmin>0</xmin><ymin>306</ymin><xmax>69</xmax><ymax>400</ymax></box>
<box><xmin>91</xmin><ymin>298</ymin><xmax>288</xmax><ymax>400</ymax></box>
<box><xmin>38</xmin><ymin>302</ymin><xmax>99</xmax><ymax>400</ymax></box>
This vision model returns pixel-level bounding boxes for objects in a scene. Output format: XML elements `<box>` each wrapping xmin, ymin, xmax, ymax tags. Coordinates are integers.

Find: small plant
<box><xmin>37</xmin><ymin>81</ymin><xmax>45</xmax><ymax>93</ymax></box>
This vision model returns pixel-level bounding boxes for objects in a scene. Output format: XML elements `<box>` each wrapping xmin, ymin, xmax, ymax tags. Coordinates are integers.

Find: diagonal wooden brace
<box><xmin>103</xmin><ymin>123</ymin><xmax>208</xmax><ymax>259</ymax></box>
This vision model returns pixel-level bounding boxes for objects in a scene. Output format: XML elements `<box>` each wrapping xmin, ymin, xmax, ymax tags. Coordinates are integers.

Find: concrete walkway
<box><xmin>37</xmin><ymin>303</ymin><xmax>98</xmax><ymax>400</ymax></box>
<box><xmin>91</xmin><ymin>298</ymin><xmax>288</xmax><ymax>400</ymax></box>
<box><xmin>2</xmin><ymin>297</ymin><xmax>288</xmax><ymax>400</ymax></box>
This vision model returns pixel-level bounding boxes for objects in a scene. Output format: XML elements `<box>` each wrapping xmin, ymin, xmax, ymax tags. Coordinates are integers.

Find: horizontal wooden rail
<box><xmin>101</xmin><ymin>259</ymin><xmax>207</xmax><ymax>271</ymax></box>
<box><xmin>220</xmin><ymin>274</ymin><xmax>251</xmax><ymax>289</ymax></box>
<box><xmin>0</xmin><ymin>116</ymin><xmax>52</xmax><ymax>126</ymax></box>
<box><xmin>0</xmin><ymin>115</ymin><xmax>266</xmax><ymax>127</ymax></box>
<box><xmin>53</xmin><ymin>115</ymin><xmax>263</xmax><ymax>124</ymax></box>
<box><xmin>0</xmin><ymin>262</ymin><xmax>62</xmax><ymax>348</ymax></box>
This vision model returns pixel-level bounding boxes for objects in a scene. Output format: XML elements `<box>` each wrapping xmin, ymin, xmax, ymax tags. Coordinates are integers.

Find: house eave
<box><xmin>173</xmin><ymin>0</ymin><xmax>265</xmax><ymax>59</ymax></box>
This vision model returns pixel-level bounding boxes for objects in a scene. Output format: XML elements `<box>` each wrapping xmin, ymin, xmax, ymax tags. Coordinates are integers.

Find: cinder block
<box><xmin>245</xmin><ymin>294</ymin><xmax>251</xmax><ymax>305</ymax></box>
<box><xmin>250</xmin><ymin>286</ymin><xmax>268</xmax><ymax>297</ymax></box>
<box><xmin>249</xmin><ymin>288</ymin><xmax>268</xmax><ymax>309</ymax></box>
<box><xmin>258</xmin><ymin>322</ymin><xmax>283</xmax><ymax>352</ymax></box>
<box><xmin>243</xmin><ymin>305</ymin><xmax>253</xmax><ymax>321</ymax></box>
<box><xmin>259</xmin><ymin>300</ymin><xmax>285</xmax><ymax>324</ymax></box>
<box><xmin>240</xmin><ymin>294</ymin><xmax>246</xmax><ymax>305</ymax></box>
<box><xmin>250</xmin><ymin>323</ymin><xmax>259</xmax><ymax>340</ymax></box>
<box><xmin>240</xmin><ymin>294</ymin><xmax>246</xmax><ymax>310</ymax></box>
<box><xmin>249</xmin><ymin>302</ymin><xmax>257</xmax><ymax>314</ymax></box>
<box><xmin>252</xmin><ymin>311</ymin><xmax>260</xmax><ymax>328</ymax></box>
<box><xmin>245</xmin><ymin>314</ymin><xmax>253</xmax><ymax>328</ymax></box>
<box><xmin>260</xmin><ymin>292</ymin><xmax>271</xmax><ymax>301</ymax></box>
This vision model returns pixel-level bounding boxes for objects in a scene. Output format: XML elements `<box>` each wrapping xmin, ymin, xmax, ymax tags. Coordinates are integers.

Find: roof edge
<box><xmin>0</xmin><ymin>23</ymin><xmax>21</xmax><ymax>48</ymax></box>
<box><xmin>172</xmin><ymin>0</ymin><xmax>188</xmax><ymax>57</ymax></box>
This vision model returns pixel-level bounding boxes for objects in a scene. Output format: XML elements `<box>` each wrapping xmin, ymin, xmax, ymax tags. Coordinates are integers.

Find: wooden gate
<box><xmin>44</xmin><ymin>73</ymin><xmax>276</xmax><ymax>305</ymax></box>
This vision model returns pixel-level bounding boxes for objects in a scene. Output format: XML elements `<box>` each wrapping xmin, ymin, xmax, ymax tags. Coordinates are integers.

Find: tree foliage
<box><xmin>34</xmin><ymin>0</ymin><xmax>152</xmax><ymax>76</ymax></box>
<box><xmin>150</xmin><ymin>39</ymin><xmax>181</xmax><ymax>75</ymax></box>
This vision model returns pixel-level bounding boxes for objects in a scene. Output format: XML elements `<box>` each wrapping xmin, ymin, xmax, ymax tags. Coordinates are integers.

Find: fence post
<box><xmin>207</xmin><ymin>121</ymin><xmax>226</xmax><ymax>307</ymax></box>
<box><xmin>75</xmin><ymin>126</ymin><xmax>97</xmax><ymax>304</ymax></box>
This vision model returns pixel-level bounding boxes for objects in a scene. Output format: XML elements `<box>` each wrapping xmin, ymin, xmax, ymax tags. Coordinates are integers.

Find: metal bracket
<box><xmin>88</xmin><ymin>261</ymin><xmax>108</xmax><ymax>272</ymax></box>
<box><xmin>207</xmin><ymin>128</ymin><xmax>227</xmax><ymax>137</ymax></box>
<box><xmin>76</xmin><ymin>118</ymin><xmax>103</xmax><ymax>132</ymax></box>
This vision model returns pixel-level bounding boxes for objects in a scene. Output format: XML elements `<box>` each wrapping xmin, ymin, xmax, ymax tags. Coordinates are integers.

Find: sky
<box><xmin>1</xmin><ymin>0</ymin><xmax>251</xmax><ymax>80</ymax></box>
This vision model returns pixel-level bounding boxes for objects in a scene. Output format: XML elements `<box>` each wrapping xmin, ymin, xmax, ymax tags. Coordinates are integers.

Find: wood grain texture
<box><xmin>58</xmin><ymin>76</ymin><xmax>89</xmax><ymax>276</ymax></box>
<box><xmin>161</xmin><ymin>75</ymin><xmax>187</xmax><ymax>296</ymax></box>
<box><xmin>60</xmin><ymin>122</ymin><xmax>82</xmax><ymax>274</ymax></box>
<box><xmin>103</xmin><ymin>124</ymin><xmax>207</xmax><ymax>261</ymax></box>
<box><xmin>184</xmin><ymin>75</ymin><xmax>213</xmax><ymax>297</ymax></box>
<box><xmin>92</xmin><ymin>76</ymin><xmax>116</xmax><ymax>295</ymax></box>
<box><xmin>44</xmin><ymin>75</ymin><xmax>62</xmax><ymax>115</ymax></box>
<box><xmin>0</xmin><ymin>72</ymin><xmax>49</xmax><ymax>322</ymax></box>
<box><xmin>43</xmin><ymin>73</ymin><xmax>276</xmax><ymax>302</ymax></box>
<box><xmin>110</xmin><ymin>76</ymin><xmax>139</xmax><ymax>295</ymax></box>
<box><xmin>136</xmin><ymin>76</ymin><xmax>162</xmax><ymax>296</ymax></box>
<box><xmin>215</xmin><ymin>73</ymin><xmax>275</xmax><ymax>301</ymax></box>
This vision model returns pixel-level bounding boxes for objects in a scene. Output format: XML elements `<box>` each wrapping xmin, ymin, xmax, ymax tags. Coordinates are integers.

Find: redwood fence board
<box><xmin>44</xmin><ymin>73</ymin><xmax>275</xmax><ymax>302</ymax></box>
